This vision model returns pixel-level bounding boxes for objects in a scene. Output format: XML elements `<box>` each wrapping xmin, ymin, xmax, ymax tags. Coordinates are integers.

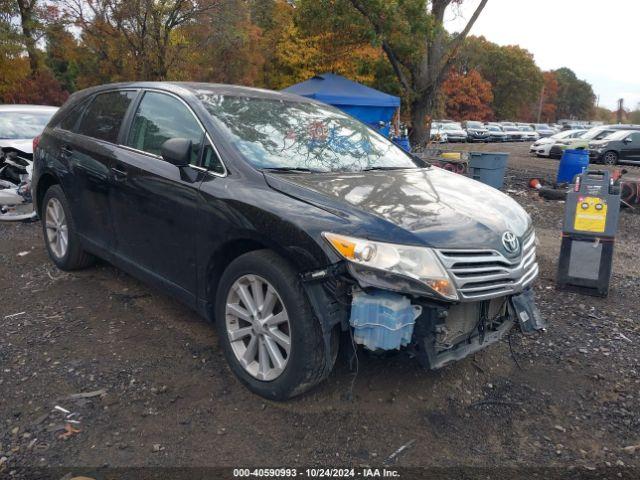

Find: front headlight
<box><xmin>323</xmin><ymin>232</ymin><xmax>458</xmax><ymax>300</ymax></box>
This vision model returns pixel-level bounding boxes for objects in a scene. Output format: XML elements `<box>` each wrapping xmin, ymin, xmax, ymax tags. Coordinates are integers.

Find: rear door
<box><xmin>109</xmin><ymin>90</ymin><xmax>207</xmax><ymax>302</ymax></box>
<box><xmin>65</xmin><ymin>90</ymin><xmax>137</xmax><ymax>250</ymax></box>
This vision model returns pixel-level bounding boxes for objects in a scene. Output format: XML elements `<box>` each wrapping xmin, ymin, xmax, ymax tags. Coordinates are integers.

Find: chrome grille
<box><xmin>437</xmin><ymin>231</ymin><xmax>539</xmax><ymax>301</ymax></box>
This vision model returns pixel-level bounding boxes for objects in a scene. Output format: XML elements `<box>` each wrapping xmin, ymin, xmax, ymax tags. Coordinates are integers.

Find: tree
<box><xmin>65</xmin><ymin>0</ymin><xmax>220</xmax><ymax>81</ymax></box>
<box><xmin>45</xmin><ymin>22</ymin><xmax>80</xmax><ymax>92</ymax></box>
<box><xmin>441</xmin><ymin>68</ymin><xmax>493</xmax><ymax>120</ymax></box>
<box><xmin>15</xmin><ymin>0</ymin><xmax>41</xmax><ymax>76</ymax></box>
<box><xmin>279</xmin><ymin>0</ymin><xmax>386</xmax><ymax>90</ymax></box>
<box><xmin>538</xmin><ymin>71</ymin><xmax>559</xmax><ymax>123</ymax></box>
<box><xmin>554</xmin><ymin>67</ymin><xmax>595</xmax><ymax>120</ymax></box>
<box><xmin>458</xmin><ymin>37</ymin><xmax>543</xmax><ymax>120</ymax></box>
<box><xmin>183</xmin><ymin>0</ymin><xmax>265</xmax><ymax>85</ymax></box>
<box><xmin>628</xmin><ymin>108</ymin><xmax>640</xmax><ymax>125</ymax></box>
<box><xmin>593</xmin><ymin>106</ymin><xmax>614</xmax><ymax>123</ymax></box>
<box><xmin>312</xmin><ymin>0</ymin><xmax>489</xmax><ymax>146</ymax></box>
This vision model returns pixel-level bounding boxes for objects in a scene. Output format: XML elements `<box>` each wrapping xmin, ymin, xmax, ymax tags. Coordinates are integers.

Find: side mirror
<box><xmin>161</xmin><ymin>138</ymin><xmax>192</xmax><ymax>167</ymax></box>
<box><xmin>624</xmin><ymin>137</ymin><xmax>633</xmax><ymax>143</ymax></box>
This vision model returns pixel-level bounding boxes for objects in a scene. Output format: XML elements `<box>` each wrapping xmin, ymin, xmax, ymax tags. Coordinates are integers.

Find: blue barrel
<box><xmin>468</xmin><ymin>152</ymin><xmax>509</xmax><ymax>189</ymax></box>
<box><xmin>557</xmin><ymin>149</ymin><xmax>589</xmax><ymax>183</ymax></box>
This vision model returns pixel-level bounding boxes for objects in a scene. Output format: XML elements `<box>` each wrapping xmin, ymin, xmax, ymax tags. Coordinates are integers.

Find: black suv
<box><xmin>463</xmin><ymin>121</ymin><xmax>490</xmax><ymax>142</ymax></box>
<box><xmin>33</xmin><ymin>82</ymin><xmax>544</xmax><ymax>399</ymax></box>
<box><xmin>588</xmin><ymin>130</ymin><xmax>640</xmax><ymax>165</ymax></box>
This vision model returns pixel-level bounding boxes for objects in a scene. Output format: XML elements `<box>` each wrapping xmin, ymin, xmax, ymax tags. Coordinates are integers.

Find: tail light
<box><xmin>33</xmin><ymin>135</ymin><xmax>41</xmax><ymax>153</ymax></box>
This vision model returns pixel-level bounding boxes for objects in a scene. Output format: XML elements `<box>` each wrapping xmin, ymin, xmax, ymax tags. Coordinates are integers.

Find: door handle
<box><xmin>111</xmin><ymin>166</ymin><xmax>128</xmax><ymax>180</ymax></box>
<box><xmin>60</xmin><ymin>145</ymin><xmax>73</xmax><ymax>157</ymax></box>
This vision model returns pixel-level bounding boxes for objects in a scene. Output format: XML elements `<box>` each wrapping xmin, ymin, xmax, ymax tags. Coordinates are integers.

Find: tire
<box><xmin>41</xmin><ymin>185</ymin><xmax>95</xmax><ymax>270</ymax></box>
<box><xmin>603</xmin><ymin>150</ymin><xmax>618</xmax><ymax>165</ymax></box>
<box><xmin>215</xmin><ymin>249</ymin><xmax>336</xmax><ymax>400</ymax></box>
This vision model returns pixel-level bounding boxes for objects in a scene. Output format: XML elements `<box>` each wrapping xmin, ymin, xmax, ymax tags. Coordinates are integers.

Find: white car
<box><xmin>529</xmin><ymin>129</ymin><xmax>587</xmax><ymax>157</ymax></box>
<box><xmin>0</xmin><ymin>105</ymin><xmax>58</xmax><ymax>221</ymax></box>
<box><xmin>518</xmin><ymin>126</ymin><xmax>540</xmax><ymax>141</ymax></box>
<box><xmin>430</xmin><ymin>123</ymin><xmax>449</xmax><ymax>143</ymax></box>
<box><xmin>439</xmin><ymin>122</ymin><xmax>468</xmax><ymax>142</ymax></box>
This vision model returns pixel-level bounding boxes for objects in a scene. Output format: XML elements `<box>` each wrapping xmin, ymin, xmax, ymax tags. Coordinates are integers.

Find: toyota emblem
<box><xmin>502</xmin><ymin>231</ymin><xmax>519</xmax><ymax>254</ymax></box>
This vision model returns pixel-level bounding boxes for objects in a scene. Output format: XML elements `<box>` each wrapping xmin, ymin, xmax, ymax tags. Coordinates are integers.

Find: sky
<box><xmin>445</xmin><ymin>0</ymin><xmax>640</xmax><ymax>111</ymax></box>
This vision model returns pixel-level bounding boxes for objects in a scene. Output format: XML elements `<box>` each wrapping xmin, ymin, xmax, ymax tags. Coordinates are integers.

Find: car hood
<box><xmin>265</xmin><ymin>168</ymin><xmax>531</xmax><ymax>250</ymax></box>
<box><xmin>0</xmin><ymin>139</ymin><xmax>32</xmax><ymax>154</ymax></box>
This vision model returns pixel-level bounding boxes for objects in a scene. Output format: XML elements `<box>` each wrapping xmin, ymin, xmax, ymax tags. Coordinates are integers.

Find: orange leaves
<box><xmin>441</xmin><ymin>69</ymin><xmax>494</xmax><ymax>121</ymax></box>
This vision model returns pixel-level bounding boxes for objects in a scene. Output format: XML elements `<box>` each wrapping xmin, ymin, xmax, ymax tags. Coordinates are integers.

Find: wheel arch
<box><xmin>202</xmin><ymin>235</ymin><xmax>323</xmax><ymax>321</ymax></box>
<box><xmin>35</xmin><ymin>172</ymin><xmax>61</xmax><ymax>218</ymax></box>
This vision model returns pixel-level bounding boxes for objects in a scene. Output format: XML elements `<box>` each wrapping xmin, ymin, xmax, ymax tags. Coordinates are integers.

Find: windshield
<box><xmin>466</xmin><ymin>121</ymin><xmax>483</xmax><ymax>128</ymax></box>
<box><xmin>0</xmin><ymin>111</ymin><xmax>54</xmax><ymax>139</ymax></box>
<box><xmin>442</xmin><ymin>124</ymin><xmax>461</xmax><ymax>131</ymax></box>
<box><xmin>198</xmin><ymin>95</ymin><xmax>417</xmax><ymax>173</ymax></box>
<box><xmin>581</xmin><ymin>128</ymin><xmax>614</xmax><ymax>140</ymax></box>
<box><xmin>552</xmin><ymin>130</ymin><xmax>577</xmax><ymax>140</ymax></box>
<box><xmin>519</xmin><ymin>126</ymin><xmax>533</xmax><ymax>131</ymax></box>
<box><xmin>602</xmin><ymin>130</ymin><xmax>632</xmax><ymax>141</ymax></box>
<box><xmin>487</xmin><ymin>126</ymin><xmax>501</xmax><ymax>131</ymax></box>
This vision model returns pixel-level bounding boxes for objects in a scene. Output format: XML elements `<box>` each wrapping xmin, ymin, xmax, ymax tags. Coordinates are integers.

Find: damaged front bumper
<box><xmin>302</xmin><ymin>261</ymin><xmax>546</xmax><ymax>372</ymax></box>
<box><xmin>413</xmin><ymin>288</ymin><xmax>545</xmax><ymax>370</ymax></box>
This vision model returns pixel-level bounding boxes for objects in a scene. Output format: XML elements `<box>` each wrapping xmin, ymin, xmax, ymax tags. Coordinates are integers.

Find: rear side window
<box><xmin>126</xmin><ymin>91</ymin><xmax>204</xmax><ymax>165</ymax></box>
<box><xmin>78</xmin><ymin>91</ymin><xmax>136</xmax><ymax>143</ymax></box>
<box><xmin>57</xmin><ymin>101</ymin><xmax>87</xmax><ymax>132</ymax></box>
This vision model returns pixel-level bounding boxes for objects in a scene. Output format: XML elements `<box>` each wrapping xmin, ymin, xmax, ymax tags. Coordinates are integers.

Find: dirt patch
<box><xmin>1</xmin><ymin>144</ymin><xmax>640</xmax><ymax>475</ymax></box>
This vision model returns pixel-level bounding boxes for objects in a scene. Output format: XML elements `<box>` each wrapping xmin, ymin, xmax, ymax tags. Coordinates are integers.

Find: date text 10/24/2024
<box><xmin>233</xmin><ymin>468</ymin><xmax>401</xmax><ymax>478</ymax></box>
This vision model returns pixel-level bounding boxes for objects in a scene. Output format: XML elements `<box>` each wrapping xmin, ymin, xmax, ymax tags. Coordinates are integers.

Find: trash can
<box><xmin>467</xmin><ymin>152</ymin><xmax>509</xmax><ymax>189</ymax></box>
<box><xmin>557</xmin><ymin>149</ymin><xmax>589</xmax><ymax>183</ymax></box>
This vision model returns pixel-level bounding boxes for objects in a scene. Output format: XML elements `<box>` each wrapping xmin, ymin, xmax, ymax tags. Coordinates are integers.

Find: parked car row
<box><xmin>429</xmin><ymin>120</ymin><xmax>578</xmax><ymax>144</ymax></box>
<box><xmin>529</xmin><ymin>124</ymin><xmax>640</xmax><ymax>165</ymax></box>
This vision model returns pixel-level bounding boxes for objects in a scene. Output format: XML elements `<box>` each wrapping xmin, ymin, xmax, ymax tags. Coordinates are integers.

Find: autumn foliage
<box><xmin>441</xmin><ymin>69</ymin><xmax>494</xmax><ymax>121</ymax></box>
<box><xmin>0</xmin><ymin>0</ymin><xmax>596</xmax><ymax>129</ymax></box>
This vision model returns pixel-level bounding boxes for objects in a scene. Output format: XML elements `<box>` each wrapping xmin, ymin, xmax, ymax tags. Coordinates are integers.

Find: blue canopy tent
<box><xmin>282</xmin><ymin>73</ymin><xmax>401</xmax><ymax>138</ymax></box>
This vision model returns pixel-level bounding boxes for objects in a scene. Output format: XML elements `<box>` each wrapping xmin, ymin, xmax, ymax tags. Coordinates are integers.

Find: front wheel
<box><xmin>215</xmin><ymin>250</ymin><xmax>336</xmax><ymax>400</ymax></box>
<box><xmin>603</xmin><ymin>150</ymin><xmax>618</xmax><ymax>165</ymax></box>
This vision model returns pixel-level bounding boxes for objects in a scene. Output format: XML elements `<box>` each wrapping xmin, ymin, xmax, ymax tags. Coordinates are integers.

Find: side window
<box><xmin>78</xmin><ymin>91</ymin><xmax>136</xmax><ymax>143</ymax></box>
<box><xmin>126</xmin><ymin>91</ymin><xmax>203</xmax><ymax>165</ymax></box>
<box><xmin>629</xmin><ymin>132</ymin><xmax>640</xmax><ymax>143</ymax></box>
<box><xmin>57</xmin><ymin>101</ymin><xmax>87</xmax><ymax>132</ymax></box>
<box><xmin>202</xmin><ymin>144</ymin><xmax>225</xmax><ymax>175</ymax></box>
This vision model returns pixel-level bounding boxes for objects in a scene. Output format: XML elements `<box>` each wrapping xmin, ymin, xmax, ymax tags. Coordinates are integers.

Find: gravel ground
<box><xmin>1</xmin><ymin>143</ymin><xmax>640</xmax><ymax>477</ymax></box>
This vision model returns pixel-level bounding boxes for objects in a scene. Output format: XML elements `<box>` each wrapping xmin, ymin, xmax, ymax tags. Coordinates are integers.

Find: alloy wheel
<box><xmin>225</xmin><ymin>274</ymin><xmax>291</xmax><ymax>381</ymax></box>
<box><xmin>45</xmin><ymin>197</ymin><xmax>68</xmax><ymax>259</ymax></box>
<box><xmin>603</xmin><ymin>151</ymin><xmax>617</xmax><ymax>165</ymax></box>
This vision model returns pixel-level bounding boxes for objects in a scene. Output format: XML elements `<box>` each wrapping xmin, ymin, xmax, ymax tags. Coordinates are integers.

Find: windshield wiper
<box><xmin>261</xmin><ymin>167</ymin><xmax>319</xmax><ymax>174</ymax></box>
<box><xmin>361</xmin><ymin>166</ymin><xmax>419</xmax><ymax>172</ymax></box>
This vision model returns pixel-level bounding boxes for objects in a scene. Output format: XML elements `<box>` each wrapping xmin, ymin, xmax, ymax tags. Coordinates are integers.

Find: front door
<box><xmin>620</xmin><ymin>132</ymin><xmax>640</xmax><ymax>162</ymax></box>
<box><xmin>109</xmin><ymin>90</ymin><xmax>207</xmax><ymax>301</ymax></box>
